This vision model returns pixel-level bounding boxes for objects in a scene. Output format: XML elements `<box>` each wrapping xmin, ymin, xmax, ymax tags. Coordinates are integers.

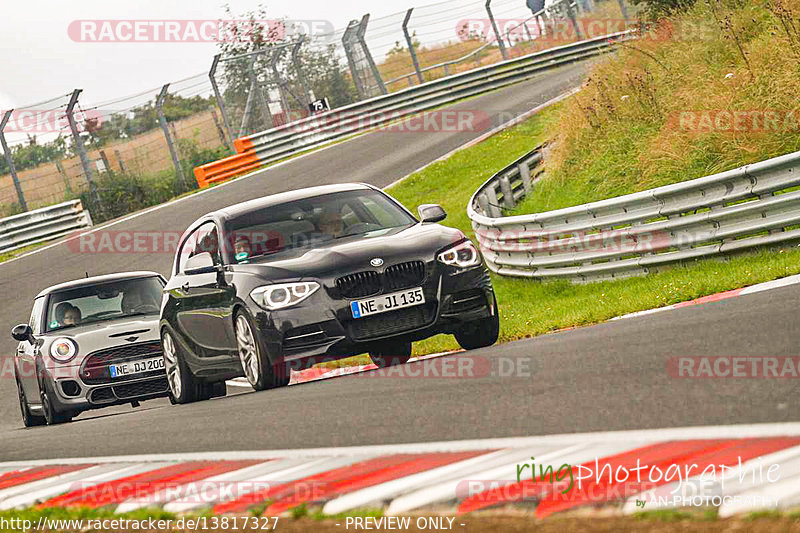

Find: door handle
<box><xmin>182</xmin><ymin>282</ymin><xmax>190</xmax><ymax>292</ymax></box>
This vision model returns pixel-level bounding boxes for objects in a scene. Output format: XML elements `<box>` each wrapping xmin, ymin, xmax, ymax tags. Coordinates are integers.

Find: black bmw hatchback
<box><xmin>160</xmin><ymin>183</ymin><xmax>499</xmax><ymax>402</ymax></box>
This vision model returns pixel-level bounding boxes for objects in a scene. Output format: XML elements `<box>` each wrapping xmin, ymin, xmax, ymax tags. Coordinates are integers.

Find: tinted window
<box><xmin>177</xmin><ymin>222</ymin><xmax>221</xmax><ymax>274</ymax></box>
<box><xmin>45</xmin><ymin>277</ymin><xmax>164</xmax><ymax>332</ymax></box>
<box><xmin>224</xmin><ymin>190</ymin><xmax>415</xmax><ymax>263</ymax></box>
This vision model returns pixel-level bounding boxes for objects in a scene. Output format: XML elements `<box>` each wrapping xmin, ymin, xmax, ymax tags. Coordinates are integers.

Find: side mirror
<box><xmin>418</xmin><ymin>204</ymin><xmax>447</xmax><ymax>223</ymax></box>
<box><xmin>184</xmin><ymin>252</ymin><xmax>217</xmax><ymax>275</ymax></box>
<box><xmin>11</xmin><ymin>324</ymin><xmax>34</xmax><ymax>344</ymax></box>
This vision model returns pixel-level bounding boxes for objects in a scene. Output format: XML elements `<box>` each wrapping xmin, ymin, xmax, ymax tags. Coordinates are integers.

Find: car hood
<box><xmin>232</xmin><ymin>223</ymin><xmax>466</xmax><ymax>281</ymax></box>
<box><xmin>45</xmin><ymin>315</ymin><xmax>160</xmax><ymax>345</ymax></box>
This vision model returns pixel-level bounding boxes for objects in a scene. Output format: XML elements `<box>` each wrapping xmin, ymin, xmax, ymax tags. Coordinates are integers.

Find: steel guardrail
<box><xmin>468</xmin><ymin>146</ymin><xmax>800</xmax><ymax>282</ymax></box>
<box><xmin>194</xmin><ymin>31</ymin><xmax>631</xmax><ymax>187</ymax></box>
<box><xmin>0</xmin><ymin>199</ymin><xmax>93</xmax><ymax>253</ymax></box>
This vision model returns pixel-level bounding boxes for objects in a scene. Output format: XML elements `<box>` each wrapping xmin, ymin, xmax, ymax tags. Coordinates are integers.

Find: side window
<box><xmin>361</xmin><ymin>196</ymin><xmax>401</xmax><ymax>227</ymax></box>
<box><xmin>29</xmin><ymin>298</ymin><xmax>45</xmax><ymax>335</ymax></box>
<box><xmin>177</xmin><ymin>222</ymin><xmax>220</xmax><ymax>274</ymax></box>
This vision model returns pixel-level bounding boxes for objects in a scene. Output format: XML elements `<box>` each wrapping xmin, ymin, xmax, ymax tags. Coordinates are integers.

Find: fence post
<box><xmin>66</xmin><ymin>89</ymin><xmax>101</xmax><ymax>211</ymax></box>
<box><xmin>291</xmin><ymin>36</ymin><xmax>313</xmax><ymax>108</ymax></box>
<box><xmin>98</xmin><ymin>150</ymin><xmax>112</xmax><ymax>175</ymax></box>
<box><xmin>485</xmin><ymin>0</ymin><xmax>508</xmax><ymax>60</ymax></box>
<box><xmin>566</xmin><ymin>1</ymin><xmax>582</xmax><ymax>40</ymax></box>
<box><xmin>209</xmin><ymin>54</ymin><xmax>235</xmax><ymax>147</ymax></box>
<box><xmin>0</xmin><ymin>110</ymin><xmax>27</xmax><ymax>211</ymax></box>
<box><xmin>156</xmin><ymin>84</ymin><xmax>189</xmax><ymax>190</ymax></box>
<box><xmin>56</xmin><ymin>160</ymin><xmax>74</xmax><ymax>195</ymax></box>
<box><xmin>270</xmin><ymin>47</ymin><xmax>292</xmax><ymax>120</ymax></box>
<box><xmin>356</xmin><ymin>15</ymin><xmax>388</xmax><ymax>95</ymax></box>
<box><xmin>617</xmin><ymin>0</ymin><xmax>629</xmax><ymax>23</ymax></box>
<box><xmin>113</xmin><ymin>149</ymin><xmax>128</xmax><ymax>173</ymax></box>
<box><xmin>210</xmin><ymin>109</ymin><xmax>230</xmax><ymax>149</ymax></box>
<box><xmin>250</xmin><ymin>54</ymin><xmax>274</xmax><ymax>130</ymax></box>
<box><xmin>342</xmin><ymin>20</ymin><xmax>367</xmax><ymax>99</ymax></box>
<box><xmin>403</xmin><ymin>9</ymin><xmax>424</xmax><ymax>85</ymax></box>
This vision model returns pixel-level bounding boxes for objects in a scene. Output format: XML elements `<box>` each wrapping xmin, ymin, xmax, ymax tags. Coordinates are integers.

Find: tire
<box><xmin>197</xmin><ymin>381</ymin><xmax>228</xmax><ymax>401</ymax></box>
<box><xmin>39</xmin><ymin>380</ymin><xmax>73</xmax><ymax>425</ymax></box>
<box><xmin>162</xmin><ymin>328</ymin><xmax>201</xmax><ymax>404</ymax></box>
<box><xmin>369</xmin><ymin>341</ymin><xmax>412</xmax><ymax>367</ymax></box>
<box><xmin>234</xmin><ymin>310</ymin><xmax>289</xmax><ymax>391</ymax></box>
<box><xmin>454</xmin><ymin>294</ymin><xmax>500</xmax><ymax>350</ymax></box>
<box><xmin>16</xmin><ymin>378</ymin><xmax>45</xmax><ymax>427</ymax></box>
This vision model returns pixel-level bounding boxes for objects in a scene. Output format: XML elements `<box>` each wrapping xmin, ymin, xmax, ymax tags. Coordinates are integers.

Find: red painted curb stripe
<box><xmin>0</xmin><ymin>465</ymin><xmax>93</xmax><ymax>491</ymax></box>
<box><xmin>535</xmin><ymin>436</ymin><xmax>800</xmax><ymax>518</ymax></box>
<box><xmin>214</xmin><ymin>452</ymin><xmax>487</xmax><ymax>515</ymax></box>
<box><xmin>456</xmin><ymin>439</ymin><xmax>715</xmax><ymax>514</ymax></box>
<box><xmin>457</xmin><ymin>438</ymin><xmax>800</xmax><ymax>516</ymax></box>
<box><xmin>672</xmin><ymin>288</ymin><xmax>744</xmax><ymax>309</ymax></box>
<box><xmin>40</xmin><ymin>461</ymin><xmax>261</xmax><ymax>509</ymax></box>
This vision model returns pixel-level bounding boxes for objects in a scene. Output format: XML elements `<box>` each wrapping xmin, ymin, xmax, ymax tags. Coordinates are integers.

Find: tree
<box><xmin>630</xmin><ymin>0</ymin><xmax>697</xmax><ymax>17</ymax></box>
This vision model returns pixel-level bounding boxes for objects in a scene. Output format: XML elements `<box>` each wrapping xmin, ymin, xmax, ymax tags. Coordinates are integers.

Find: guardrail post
<box><xmin>291</xmin><ymin>36</ymin><xmax>313</xmax><ymax>108</ymax></box>
<box><xmin>0</xmin><ymin>110</ymin><xmax>27</xmax><ymax>212</ymax></box>
<box><xmin>485</xmin><ymin>186</ymin><xmax>502</xmax><ymax>217</ymax></box>
<box><xmin>66</xmin><ymin>89</ymin><xmax>101</xmax><ymax>212</ymax></box>
<box><xmin>499</xmin><ymin>174</ymin><xmax>516</xmax><ymax>208</ymax></box>
<box><xmin>209</xmin><ymin>54</ymin><xmax>235</xmax><ymax>148</ymax></box>
<box><xmin>356</xmin><ymin>15</ymin><xmax>388</xmax><ymax>95</ymax></box>
<box><xmin>403</xmin><ymin>9</ymin><xmax>424</xmax><ymax>85</ymax></box>
<box><xmin>486</xmin><ymin>0</ymin><xmax>509</xmax><ymax>61</ymax></box>
<box><xmin>519</xmin><ymin>161</ymin><xmax>532</xmax><ymax>194</ymax></box>
<box><xmin>156</xmin><ymin>84</ymin><xmax>189</xmax><ymax>191</ymax></box>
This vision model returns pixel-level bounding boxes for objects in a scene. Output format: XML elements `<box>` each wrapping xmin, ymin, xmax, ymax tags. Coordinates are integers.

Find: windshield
<box><xmin>45</xmin><ymin>277</ymin><xmax>164</xmax><ymax>332</ymax></box>
<box><xmin>224</xmin><ymin>189</ymin><xmax>416</xmax><ymax>263</ymax></box>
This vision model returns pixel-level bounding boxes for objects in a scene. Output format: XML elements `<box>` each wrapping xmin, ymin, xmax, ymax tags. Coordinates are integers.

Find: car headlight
<box><xmin>50</xmin><ymin>338</ymin><xmax>78</xmax><ymax>363</ymax></box>
<box><xmin>250</xmin><ymin>282</ymin><xmax>320</xmax><ymax>310</ymax></box>
<box><xmin>438</xmin><ymin>241</ymin><xmax>481</xmax><ymax>268</ymax></box>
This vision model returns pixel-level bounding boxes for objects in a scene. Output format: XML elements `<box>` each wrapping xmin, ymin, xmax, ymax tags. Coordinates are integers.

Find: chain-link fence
<box><xmin>0</xmin><ymin>0</ymin><xmax>638</xmax><ymax>223</ymax></box>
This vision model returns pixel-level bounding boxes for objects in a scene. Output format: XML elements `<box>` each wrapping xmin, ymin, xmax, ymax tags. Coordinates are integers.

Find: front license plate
<box><xmin>351</xmin><ymin>287</ymin><xmax>425</xmax><ymax>319</ymax></box>
<box><xmin>110</xmin><ymin>357</ymin><xmax>165</xmax><ymax>378</ymax></box>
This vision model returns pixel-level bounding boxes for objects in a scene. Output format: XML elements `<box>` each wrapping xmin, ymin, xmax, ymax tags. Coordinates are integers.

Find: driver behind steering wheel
<box><xmin>121</xmin><ymin>284</ymin><xmax>158</xmax><ymax>314</ymax></box>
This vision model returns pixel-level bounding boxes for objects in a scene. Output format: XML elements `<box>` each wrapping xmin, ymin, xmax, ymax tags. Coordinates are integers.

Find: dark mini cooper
<box><xmin>160</xmin><ymin>183</ymin><xmax>499</xmax><ymax>403</ymax></box>
<box><xmin>12</xmin><ymin>272</ymin><xmax>171</xmax><ymax>426</ymax></box>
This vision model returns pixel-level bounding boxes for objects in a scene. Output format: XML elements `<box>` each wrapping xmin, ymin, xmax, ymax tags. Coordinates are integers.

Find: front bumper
<box><xmin>44</xmin><ymin>343</ymin><xmax>170</xmax><ymax>412</ymax></box>
<box><xmin>251</xmin><ymin>262</ymin><xmax>494</xmax><ymax>369</ymax></box>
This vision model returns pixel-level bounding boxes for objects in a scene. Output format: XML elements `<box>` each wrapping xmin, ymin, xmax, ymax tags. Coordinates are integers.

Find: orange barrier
<box><xmin>233</xmin><ymin>137</ymin><xmax>255</xmax><ymax>154</ymax></box>
<box><xmin>193</xmin><ymin>150</ymin><xmax>262</xmax><ymax>188</ymax></box>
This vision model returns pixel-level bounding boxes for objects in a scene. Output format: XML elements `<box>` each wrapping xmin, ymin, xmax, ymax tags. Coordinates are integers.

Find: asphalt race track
<box><xmin>1</xmin><ymin>61</ymin><xmax>797</xmax><ymax>461</ymax></box>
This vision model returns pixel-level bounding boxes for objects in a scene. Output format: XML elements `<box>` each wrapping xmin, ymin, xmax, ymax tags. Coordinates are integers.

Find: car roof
<box><xmin>213</xmin><ymin>183</ymin><xmax>374</xmax><ymax>222</ymax></box>
<box><xmin>35</xmin><ymin>271</ymin><xmax>162</xmax><ymax>298</ymax></box>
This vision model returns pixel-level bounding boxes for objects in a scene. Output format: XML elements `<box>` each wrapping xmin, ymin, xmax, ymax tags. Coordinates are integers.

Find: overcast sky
<box><xmin>0</xmin><ymin>0</ymin><xmax>457</xmax><ymax>109</ymax></box>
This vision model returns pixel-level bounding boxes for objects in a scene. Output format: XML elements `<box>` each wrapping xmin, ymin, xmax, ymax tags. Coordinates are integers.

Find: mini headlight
<box><xmin>251</xmin><ymin>282</ymin><xmax>320</xmax><ymax>311</ymax></box>
<box><xmin>437</xmin><ymin>241</ymin><xmax>481</xmax><ymax>268</ymax></box>
<box><xmin>49</xmin><ymin>338</ymin><xmax>77</xmax><ymax>363</ymax></box>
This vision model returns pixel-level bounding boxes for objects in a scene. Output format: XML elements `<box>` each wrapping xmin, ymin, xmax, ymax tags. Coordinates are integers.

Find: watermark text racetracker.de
<box><xmin>68</xmin><ymin>19</ymin><xmax>335</xmax><ymax>43</ymax></box>
<box><xmin>668</xmin><ymin>356</ymin><xmax>800</xmax><ymax>378</ymax></box>
<box><xmin>668</xmin><ymin>110</ymin><xmax>800</xmax><ymax>135</ymax></box>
